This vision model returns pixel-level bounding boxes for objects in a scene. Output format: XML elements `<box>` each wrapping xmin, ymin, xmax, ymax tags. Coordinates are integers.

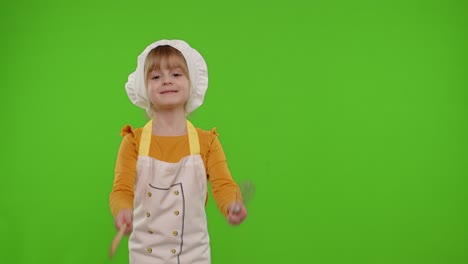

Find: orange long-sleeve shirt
<box><xmin>109</xmin><ymin>124</ymin><xmax>238</xmax><ymax>218</ymax></box>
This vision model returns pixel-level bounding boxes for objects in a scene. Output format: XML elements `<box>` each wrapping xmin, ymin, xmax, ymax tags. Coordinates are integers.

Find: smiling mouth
<box><xmin>160</xmin><ymin>90</ymin><xmax>178</xmax><ymax>94</ymax></box>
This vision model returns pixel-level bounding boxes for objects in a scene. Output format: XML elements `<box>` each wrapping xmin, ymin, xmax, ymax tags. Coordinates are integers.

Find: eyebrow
<box><xmin>150</xmin><ymin>66</ymin><xmax>183</xmax><ymax>72</ymax></box>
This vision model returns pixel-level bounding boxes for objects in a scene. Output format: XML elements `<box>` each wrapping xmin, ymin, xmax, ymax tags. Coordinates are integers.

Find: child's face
<box><xmin>147</xmin><ymin>64</ymin><xmax>190</xmax><ymax>112</ymax></box>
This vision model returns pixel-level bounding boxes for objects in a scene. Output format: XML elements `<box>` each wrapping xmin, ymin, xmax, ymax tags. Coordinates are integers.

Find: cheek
<box><xmin>183</xmin><ymin>86</ymin><xmax>191</xmax><ymax>100</ymax></box>
<box><xmin>147</xmin><ymin>81</ymin><xmax>157</xmax><ymax>92</ymax></box>
<box><xmin>182</xmin><ymin>80</ymin><xmax>191</xmax><ymax>94</ymax></box>
<box><xmin>146</xmin><ymin>85</ymin><xmax>159</xmax><ymax>101</ymax></box>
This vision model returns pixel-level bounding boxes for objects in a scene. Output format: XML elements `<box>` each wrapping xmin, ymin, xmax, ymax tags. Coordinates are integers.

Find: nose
<box><xmin>162</xmin><ymin>76</ymin><xmax>172</xmax><ymax>85</ymax></box>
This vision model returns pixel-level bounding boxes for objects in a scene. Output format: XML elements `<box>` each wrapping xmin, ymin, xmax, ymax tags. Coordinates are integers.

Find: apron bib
<box><xmin>129</xmin><ymin>120</ymin><xmax>211</xmax><ymax>264</ymax></box>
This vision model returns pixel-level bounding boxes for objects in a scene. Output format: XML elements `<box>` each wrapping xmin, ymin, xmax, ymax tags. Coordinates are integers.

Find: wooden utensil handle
<box><xmin>109</xmin><ymin>224</ymin><xmax>127</xmax><ymax>258</ymax></box>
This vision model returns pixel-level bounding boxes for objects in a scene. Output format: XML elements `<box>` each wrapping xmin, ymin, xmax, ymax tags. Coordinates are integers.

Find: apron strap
<box><xmin>139</xmin><ymin>121</ymin><xmax>153</xmax><ymax>156</ymax></box>
<box><xmin>186</xmin><ymin>120</ymin><xmax>200</xmax><ymax>155</ymax></box>
<box><xmin>139</xmin><ymin>120</ymin><xmax>200</xmax><ymax>156</ymax></box>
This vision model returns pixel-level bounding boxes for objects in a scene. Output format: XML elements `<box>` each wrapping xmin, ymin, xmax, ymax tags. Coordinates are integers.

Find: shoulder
<box><xmin>120</xmin><ymin>124</ymin><xmax>144</xmax><ymax>144</ymax></box>
<box><xmin>196</xmin><ymin>127</ymin><xmax>219</xmax><ymax>142</ymax></box>
<box><xmin>195</xmin><ymin>126</ymin><xmax>225</xmax><ymax>155</ymax></box>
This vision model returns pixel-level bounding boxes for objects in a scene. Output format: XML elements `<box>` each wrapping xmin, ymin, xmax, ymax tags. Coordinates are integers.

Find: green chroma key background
<box><xmin>1</xmin><ymin>0</ymin><xmax>467</xmax><ymax>263</ymax></box>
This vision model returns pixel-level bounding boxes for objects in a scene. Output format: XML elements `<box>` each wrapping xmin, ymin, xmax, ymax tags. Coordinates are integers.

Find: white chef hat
<box><xmin>125</xmin><ymin>39</ymin><xmax>208</xmax><ymax>117</ymax></box>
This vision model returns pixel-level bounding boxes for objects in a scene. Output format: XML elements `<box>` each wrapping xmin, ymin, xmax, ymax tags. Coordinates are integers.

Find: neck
<box><xmin>151</xmin><ymin>108</ymin><xmax>187</xmax><ymax>136</ymax></box>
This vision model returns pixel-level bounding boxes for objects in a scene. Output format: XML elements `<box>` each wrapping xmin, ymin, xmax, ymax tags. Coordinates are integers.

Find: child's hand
<box><xmin>115</xmin><ymin>208</ymin><xmax>133</xmax><ymax>235</ymax></box>
<box><xmin>227</xmin><ymin>202</ymin><xmax>247</xmax><ymax>225</ymax></box>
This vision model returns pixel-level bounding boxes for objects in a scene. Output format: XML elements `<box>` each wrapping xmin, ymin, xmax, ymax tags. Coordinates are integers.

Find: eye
<box><xmin>151</xmin><ymin>75</ymin><xmax>160</xmax><ymax>80</ymax></box>
<box><xmin>173</xmin><ymin>73</ymin><xmax>182</xmax><ymax>77</ymax></box>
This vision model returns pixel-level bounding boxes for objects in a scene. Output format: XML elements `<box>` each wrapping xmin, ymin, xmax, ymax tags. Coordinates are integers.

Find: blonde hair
<box><xmin>144</xmin><ymin>45</ymin><xmax>190</xmax><ymax>87</ymax></box>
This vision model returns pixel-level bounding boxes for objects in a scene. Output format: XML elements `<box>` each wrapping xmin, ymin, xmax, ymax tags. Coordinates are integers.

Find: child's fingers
<box><xmin>115</xmin><ymin>209</ymin><xmax>133</xmax><ymax>234</ymax></box>
<box><xmin>115</xmin><ymin>216</ymin><xmax>124</xmax><ymax>230</ymax></box>
<box><xmin>125</xmin><ymin>223</ymin><xmax>133</xmax><ymax>235</ymax></box>
<box><xmin>228</xmin><ymin>202</ymin><xmax>244</xmax><ymax>215</ymax></box>
<box><xmin>123</xmin><ymin>212</ymin><xmax>133</xmax><ymax>234</ymax></box>
<box><xmin>228</xmin><ymin>214</ymin><xmax>244</xmax><ymax>225</ymax></box>
<box><xmin>227</xmin><ymin>205</ymin><xmax>247</xmax><ymax>225</ymax></box>
<box><xmin>124</xmin><ymin>210</ymin><xmax>133</xmax><ymax>222</ymax></box>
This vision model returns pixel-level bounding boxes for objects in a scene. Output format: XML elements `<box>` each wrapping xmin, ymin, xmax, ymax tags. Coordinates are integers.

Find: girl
<box><xmin>109</xmin><ymin>39</ymin><xmax>247</xmax><ymax>264</ymax></box>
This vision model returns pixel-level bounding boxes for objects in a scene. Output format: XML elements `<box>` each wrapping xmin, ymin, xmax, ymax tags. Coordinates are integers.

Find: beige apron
<box><xmin>129</xmin><ymin>120</ymin><xmax>211</xmax><ymax>264</ymax></box>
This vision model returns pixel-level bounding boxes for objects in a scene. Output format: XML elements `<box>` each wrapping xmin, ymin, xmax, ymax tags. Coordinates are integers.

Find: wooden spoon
<box><xmin>109</xmin><ymin>224</ymin><xmax>127</xmax><ymax>259</ymax></box>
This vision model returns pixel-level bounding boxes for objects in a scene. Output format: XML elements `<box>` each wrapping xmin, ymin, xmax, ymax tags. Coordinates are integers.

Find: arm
<box><xmin>109</xmin><ymin>125</ymin><xmax>137</xmax><ymax>232</ymax></box>
<box><xmin>206</xmin><ymin>131</ymin><xmax>247</xmax><ymax>225</ymax></box>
